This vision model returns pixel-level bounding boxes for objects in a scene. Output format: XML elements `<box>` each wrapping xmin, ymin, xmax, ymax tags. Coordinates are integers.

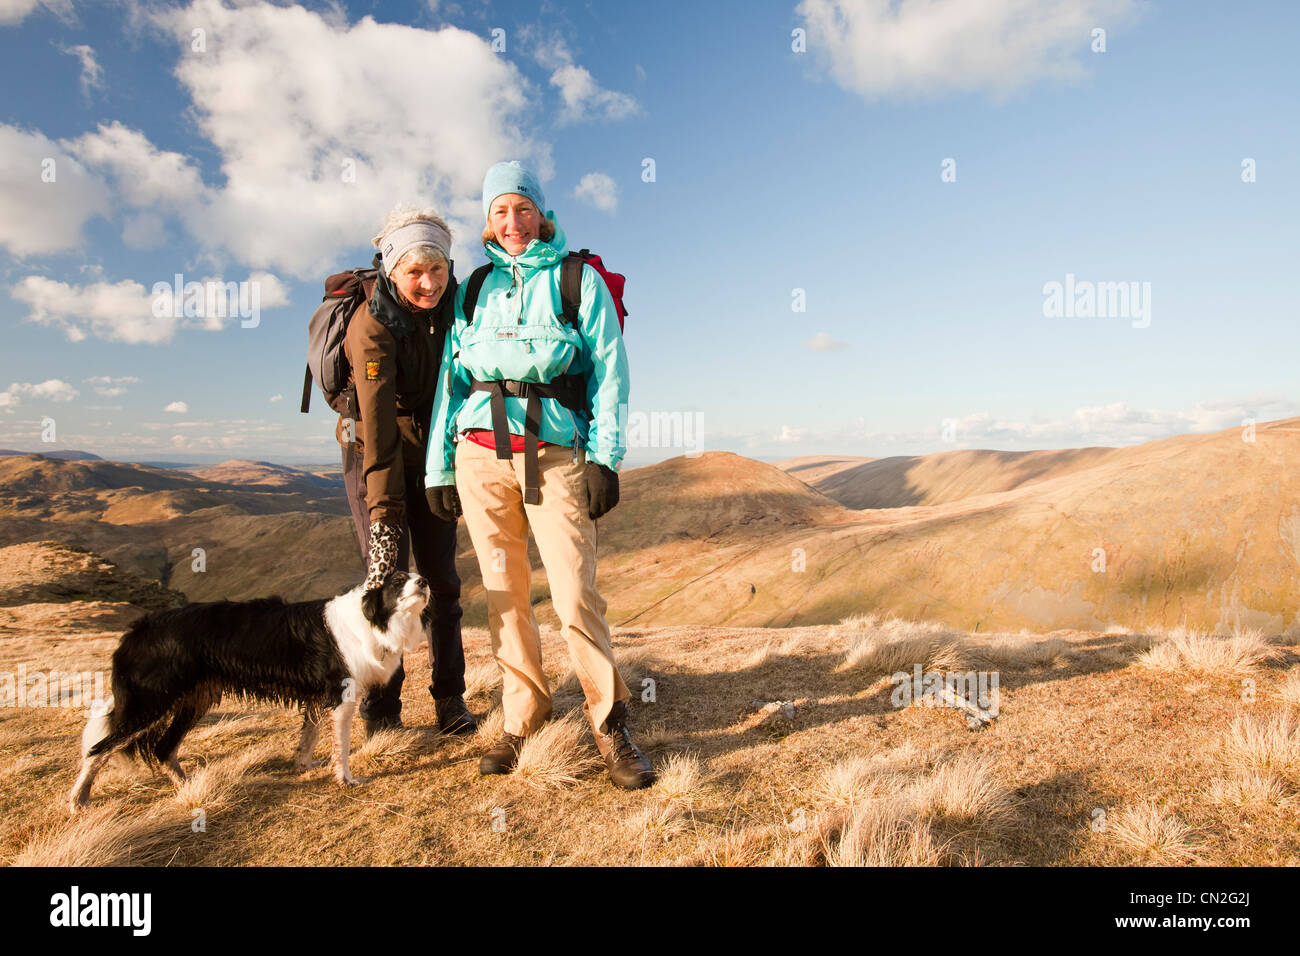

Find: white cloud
<box><xmin>59</xmin><ymin>43</ymin><xmax>104</xmax><ymax>97</ymax></box>
<box><xmin>746</xmin><ymin>396</ymin><xmax>1295</xmax><ymax>458</ymax></box>
<box><xmin>123</xmin><ymin>0</ymin><xmax>550</xmax><ymax>277</ymax></box>
<box><xmin>164</xmin><ymin>401</ymin><xmax>189</xmax><ymax>414</ymax></box>
<box><xmin>0</xmin><ymin>123</ymin><xmax>110</xmax><ymax>256</ymax></box>
<box><xmin>11</xmin><ymin>271</ymin><xmax>286</xmax><ymax>344</ymax></box>
<box><xmin>0</xmin><ymin>379</ymin><xmax>80</xmax><ymax>413</ymax></box>
<box><xmin>84</xmin><ymin>375</ymin><xmax>141</xmax><ymax>397</ymax></box>
<box><xmin>0</xmin><ymin>0</ymin><xmax>74</xmax><ymax>26</ymax></box>
<box><xmin>533</xmin><ymin>35</ymin><xmax>638</xmax><ymax>124</ymax></box>
<box><xmin>12</xmin><ymin>276</ymin><xmax>173</xmax><ymax>344</ymax></box>
<box><xmin>796</xmin><ymin>0</ymin><xmax>1139</xmax><ymax>100</ymax></box>
<box><xmin>65</xmin><ymin>121</ymin><xmax>207</xmax><ymax>208</ymax></box>
<box><xmin>572</xmin><ymin>172</ymin><xmax>618</xmax><ymax>213</ymax></box>
<box><xmin>269</xmin><ymin>394</ymin><xmax>283</xmax><ymax>403</ymax></box>
<box><xmin>805</xmin><ymin>331</ymin><xmax>850</xmax><ymax>351</ymax></box>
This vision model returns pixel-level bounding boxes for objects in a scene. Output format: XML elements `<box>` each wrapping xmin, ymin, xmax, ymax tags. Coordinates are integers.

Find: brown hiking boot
<box><xmin>479</xmin><ymin>732</ymin><xmax>525</xmax><ymax>775</ymax></box>
<box><xmin>598</xmin><ymin>709</ymin><xmax>655</xmax><ymax>790</ymax></box>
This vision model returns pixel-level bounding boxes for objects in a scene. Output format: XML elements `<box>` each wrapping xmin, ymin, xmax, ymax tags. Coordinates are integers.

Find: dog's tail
<box><xmin>80</xmin><ymin>695</ymin><xmax>115</xmax><ymax>759</ymax></box>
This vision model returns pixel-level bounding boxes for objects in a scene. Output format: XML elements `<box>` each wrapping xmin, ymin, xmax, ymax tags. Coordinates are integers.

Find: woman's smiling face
<box><xmin>489</xmin><ymin>194</ymin><xmax>541</xmax><ymax>256</ymax></box>
<box><xmin>391</xmin><ymin>256</ymin><xmax>448</xmax><ymax>311</ymax></box>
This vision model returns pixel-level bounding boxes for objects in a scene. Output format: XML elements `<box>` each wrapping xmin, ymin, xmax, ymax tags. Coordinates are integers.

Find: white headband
<box><xmin>380</xmin><ymin>221</ymin><xmax>451</xmax><ymax>275</ymax></box>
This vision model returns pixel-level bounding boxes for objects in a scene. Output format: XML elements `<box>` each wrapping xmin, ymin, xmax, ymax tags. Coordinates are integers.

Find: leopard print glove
<box><xmin>364</xmin><ymin>521</ymin><xmax>401</xmax><ymax>591</ymax></box>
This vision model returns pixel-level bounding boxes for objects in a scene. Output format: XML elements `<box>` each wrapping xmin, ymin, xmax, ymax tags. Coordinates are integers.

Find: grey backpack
<box><xmin>299</xmin><ymin>264</ymin><xmax>378</xmax><ymax>415</ymax></box>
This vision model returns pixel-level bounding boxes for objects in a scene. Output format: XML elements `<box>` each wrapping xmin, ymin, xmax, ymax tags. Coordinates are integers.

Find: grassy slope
<box><xmin>3</xmin><ymin>611</ymin><xmax>1297</xmax><ymax>866</ymax></box>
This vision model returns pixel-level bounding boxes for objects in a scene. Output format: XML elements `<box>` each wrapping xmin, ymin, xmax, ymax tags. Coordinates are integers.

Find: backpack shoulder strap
<box><xmin>560</xmin><ymin>250</ymin><xmax>588</xmax><ymax>327</ymax></box>
<box><xmin>463</xmin><ymin>264</ymin><xmax>493</xmax><ymax>325</ymax></box>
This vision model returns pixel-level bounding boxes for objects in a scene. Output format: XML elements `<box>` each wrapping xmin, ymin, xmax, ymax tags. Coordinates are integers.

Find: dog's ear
<box><xmin>361</xmin><ymin>587</ymin><xmax>390</xmax><ymax>631</ymax></box>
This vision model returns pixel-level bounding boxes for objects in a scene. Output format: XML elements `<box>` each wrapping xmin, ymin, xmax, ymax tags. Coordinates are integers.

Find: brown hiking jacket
<box><xmin>334</xmin><ymin>279</ymin><xmax>453</xmax><ymax>525</ymax></box>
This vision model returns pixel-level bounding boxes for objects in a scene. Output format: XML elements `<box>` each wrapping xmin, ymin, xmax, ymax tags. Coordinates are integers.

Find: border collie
<box><xmin>69</xmin><ymin>571</ymin><xmax>430</xmax><ymax>812</ymax></box>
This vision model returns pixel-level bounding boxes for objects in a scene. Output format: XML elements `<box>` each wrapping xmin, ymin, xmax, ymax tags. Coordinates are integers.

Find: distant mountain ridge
<box><xmin>3</xmin><ymin>421</ymin><xmax>1300</xmax><ymax>634</ymax></box>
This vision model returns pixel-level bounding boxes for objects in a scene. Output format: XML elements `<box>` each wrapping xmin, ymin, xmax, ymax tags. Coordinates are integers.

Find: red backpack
<box><xmin>462</xmin><ymin>248</ymin><xmax>627</xmax><ymax>331</ymax></box>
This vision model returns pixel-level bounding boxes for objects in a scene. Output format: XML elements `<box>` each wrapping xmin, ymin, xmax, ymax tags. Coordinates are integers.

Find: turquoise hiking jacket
<box><xmin>424</xmin><ymin>214</ymin><xmax>630</xmax><ymax>488</ymax></box>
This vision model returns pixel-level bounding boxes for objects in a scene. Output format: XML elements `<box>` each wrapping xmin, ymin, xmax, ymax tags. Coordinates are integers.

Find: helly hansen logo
<box><xmin>495</xmin><ymin>329</ymin><xmax>521</xmax><ymax>339</ymax></box>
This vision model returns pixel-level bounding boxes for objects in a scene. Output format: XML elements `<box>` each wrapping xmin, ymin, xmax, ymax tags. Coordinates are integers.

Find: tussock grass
<box><xmin>511</xmin><ymin>712</ymin><xmax>602</xmax><ymax>791</ymax></box>
<box><xmin>623</xmin><ymin>800</ymin><xmax>689</xmax><ymax>839</ymax></box>
<box><xmin>1207</xmin><ymin>771</ymin><xmax>1291</xmax><ymax>809</ymax></box>
<box><xmin>354</xmin><ymin>726</ymin><xmax>423</xmax><ymax>760</ymax></box>
<box><xmin>654</xmin><ymin>753</ymin><xmax>704</xmax><ymax>802</ymax></box>
<box><xmin>1105</xmin><ymin>804</ymin><xmax>1205</xmax><ymax>864</ymax></box>
<box><xmin>819</xmin><ymin>800</ymin><xmax>945</xmax><ymax>867</ymax></box>
<box><xmin>1218</xmin><ymin>708</ymin><xmax>1300</xmax><ymax>784</ymax></box>
<box><xmin>836</xmin><ymin>613</ymin><xmax>881</xmax><ymax>631</ymax></box>
<box><xmin>693</xmin><ymin>824</ymin><xmax>781</xmax><ymax>867</ymax></box>
<box><xmin>172</xmin><ymin>741</ymin><xmax>277</xmax><ymax>811</ymax></box>
<box><xmin>809</xmin><ymin>754</ymin><xmax>903</xmax><ymax>808</ymax></box>
<box><xmin>1137</xmin><ymin>627</ymin><xmax>1281</xmax><ymax>675</ymax></box>
<box><xmin>1279</xmin><ymin>672</ymin><xmax>1300</xmax><ymax>707</ymax></box>
<box><xmin>12</xmin><ymin>804</ymin><xmax>188</xmax><ymax>867</ymax></box>
<box><xmin>463</xmin><ymin>659</ymin><xmax>500</xmax><ymax>699</ymax></box>
<box><xmin>978</xmin><ymin>635</ymin><xmax>1069</xmax><ymax>667</ymax></box>
<box><xmin>803</xmin><ymin>747</ymin><xmax>1013</xmax><ymax>866</ymax></box>
<box><xmin>473</xmin><ymin>704</ymin><xmax>506</xmax><ymax>745</ymax></box>
<box><xmin>903</xmin><ymin>752</ymin><xmax>1014</xmax><ymax>825</ymax></box>
<box><xmin>639</xmin><ymin>721</ymin><xmax>674</xmax><ymax>749</ymax></box>
<box><xmin>836</xmin><ymin>618</ymin><xmax>968</xmax><ymax>675</ymax></box>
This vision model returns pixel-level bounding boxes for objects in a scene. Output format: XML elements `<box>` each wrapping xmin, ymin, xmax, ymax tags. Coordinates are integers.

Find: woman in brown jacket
<box><xmin>337</xmin><ymin>206</ymin><xmax>474</xmax><ymax>737</ymax></box>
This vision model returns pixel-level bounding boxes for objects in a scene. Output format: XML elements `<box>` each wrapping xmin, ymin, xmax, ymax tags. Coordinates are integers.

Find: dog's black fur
<box><xmin>69</xmin><ymin>571</ymin><xmax>428</xmax><ymax>811</ymax></box>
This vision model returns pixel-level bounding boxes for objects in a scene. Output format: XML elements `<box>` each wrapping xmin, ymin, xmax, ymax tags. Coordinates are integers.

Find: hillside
<box><xmin>5</xmin><ymin>420</ymin><xmax>1300</xmax><ymax>635</ymax></box>
<box><xmin>776</xmin><ymin>446</ymin><xmax>1120</xmax><ymax>509</ymax></box>
<box><xmin>2</xmin><ymin>611</ymin><xmax>1296</xmax><ymax>865</ymax></box>
<box><xmin>605</xmin><ymin>420</ymin><xmax>1300</xmax><ymax>634</ymax></box>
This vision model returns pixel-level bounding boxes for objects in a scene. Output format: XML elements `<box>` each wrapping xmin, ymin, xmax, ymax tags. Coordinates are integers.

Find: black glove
<box><xmin>585</xmin><ymin>462</ymin><xmax>619</xmax><ymax>520</ymax></box>
<box><xmin>426</xmin><ymin>484</ymin><xmax>462</xmax><ymax>523</ymax></box>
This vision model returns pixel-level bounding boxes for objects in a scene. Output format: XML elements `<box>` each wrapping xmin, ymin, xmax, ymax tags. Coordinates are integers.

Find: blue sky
<box><xmin>1</xmin><ymin>0</ymin><xmax>1296</xmax><ymax>467</ymax></box>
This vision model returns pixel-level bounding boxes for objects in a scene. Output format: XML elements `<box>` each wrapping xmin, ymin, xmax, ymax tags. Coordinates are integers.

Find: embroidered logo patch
<box><xmin>365</xmin><ymin>360</ymin><xmax>381</xmax><ymax>380</ymax></box>
<box><xmin>495</xmin><ymin>328</ymin><xmax>521</xmax><ymax>339</ymax></box>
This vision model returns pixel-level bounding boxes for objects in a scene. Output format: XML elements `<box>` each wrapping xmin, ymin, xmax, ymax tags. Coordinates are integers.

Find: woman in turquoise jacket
<box><xmin>424</xmin><ymin>161</ymin><xmax>654</xmax><ymax>790</ymax></box>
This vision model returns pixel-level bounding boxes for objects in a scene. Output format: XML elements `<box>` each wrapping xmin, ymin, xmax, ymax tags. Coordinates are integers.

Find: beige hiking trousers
<box><xmin>454</xmin><ymin>437</ymin><xmax>631</xmax><ymax>748</ymax></box>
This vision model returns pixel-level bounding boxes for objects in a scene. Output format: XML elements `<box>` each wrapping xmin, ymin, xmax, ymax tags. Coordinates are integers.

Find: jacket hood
<box><xmin>484</xmin><ymin>211</ymin><xmax>568</xmax><ymax>273</ymax></box>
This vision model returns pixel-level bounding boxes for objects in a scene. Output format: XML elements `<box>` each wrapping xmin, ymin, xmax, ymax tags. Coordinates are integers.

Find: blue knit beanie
<box><xmin>482</xmin><ymin>161</ymin><xmax>547</xmax><ymax>220</ymax></box>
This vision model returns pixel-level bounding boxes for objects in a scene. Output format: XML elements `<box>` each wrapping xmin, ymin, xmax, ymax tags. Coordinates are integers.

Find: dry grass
<box><xmin>820</xmin><ymin>800</ymin><xmax>945</xmax><ymax>867</ymax></box>
<box><xmin>463</xmin><ymin>659</ymin><xmax>500</xmax><ymax>699</ymax></box>
<box><xmin>1279</xmin><ymin>671</ymin><xmax>1300</xmax><ymax>707</ymax></box>
<box><xmin>11</xmin><ymin>804</ymin><xmax>190</xmax><ymax>867</ymax></box>
<box><xmin>623</xmin><ymin>800</ymin><xmax>690</xmax><ymax>840</ymax></box>
<box><xmin>801</xmin><ymin>747</ymin><xmax>1014</xmax><ymax>866</ymax></box>
<box><xmin>1206</xmin><ymin>771</ymin><xmax>1291</xmax><ymax>809</ymax></box>
<box><xmin>836</xmin><ymin>617</ymin><xmax>968</xmax><ymax>675</ymax></box>
<box><xmin>903</xmin><ymin>751</ymin><xmax>1015</xmax><ymax>825</ymax></box>
<box><xmin>978</xmin><ymin>634</ymin><xmax>1069</xmax><ymax>667</ymax></box>
<box><xmin>6</xmin><ymin>616</ymin><xmax>1300</xmax><ymax>866</ymax></box>
<box><xmin>171</xmin><ymin>740</ymin><xmax>278</xmax><ymax>811</ymax></box>
<box><xmin>654</xmin><ymin>752</ymin><xmax>704</xmax><ymax>802</ymax></box>
<box><xmin>510</xmin><ymin>712</ymin><xmax>602</xmax><ymax>791</ymax></box>
<box><xmin>1137</xmin><ymin>627</ymin><xmax>1282</xmax><ymax>675</ymax></box>
<box><xmin>1104</xmin><ymin>804</ymin><xmax>1205</xmax><ymax>864</ymax></box>
<box><xmin>809</xmin><ymin>754</ymin><xmax>904</xmax><ymax>808</ymax></box>
<box><xmin>1217</xmin><ymin>708</ymin><xmax>1300</xmax><ymax>784</ymax></box>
